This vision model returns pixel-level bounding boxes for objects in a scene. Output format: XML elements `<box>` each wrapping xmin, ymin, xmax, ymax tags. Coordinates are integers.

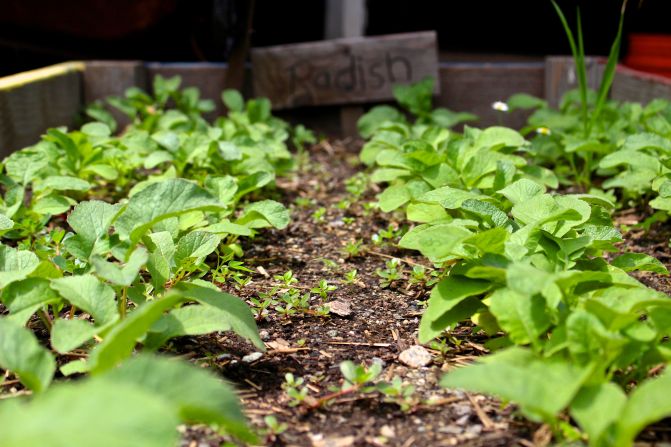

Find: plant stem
<box><xmin>306</xmin><ymin>385</ymin><xmax>361</xmax><ymax>409</ymax></box>
<box><xmin>119</xmin><ymin>287</ymin><xmax>128</xmax><ymax>319</ymax></box>
<box><xmin>37</xmin><ymin>309</ymin><xmax>53</xmax><ymax>332</ymax></box>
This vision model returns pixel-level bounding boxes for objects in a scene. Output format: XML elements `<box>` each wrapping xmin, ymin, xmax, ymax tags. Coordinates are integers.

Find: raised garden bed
<box><xmin>2</xmin><ymin>37</ymin><xmax>671</xmax><ymax>447</ymax></box>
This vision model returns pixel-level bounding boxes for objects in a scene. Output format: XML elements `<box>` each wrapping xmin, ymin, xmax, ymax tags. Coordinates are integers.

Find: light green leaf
<box><xmin>174</xmin><ymin>231</ymin><xmax>222</xmax><ymax>267</ymax></box>
<box><xmin>173</xmin><ymin>282</ymin><xmax>264</xmax><ymax>350</ymax></box>
<box><xmin>87</xmin><ymin>291</ymin><xmax>186</xmax><ymax>373</ymax></box>
<box><xmin>419</xmin><ymin>276</ymin><xmax>490</xmax><ymax>343</ymax></box>
<box><xmin>32</xmin><ymin>194</ymin><xmax>76</xmax><ymax>215</ymax></box>
<box><xmin>235</xmin><ymin>200</ymin><xmax>290</xmax><ymax>229</ymax></box>
<box><xmin>51</xmin><ymin>319</ymin><xmax>102</xmax><ymax>353</ymax></box>
<box><xmin>50</xmin><ymin>275</ymin><xmax>118</xmax><ymax>325</ymax></box>
<box><xmin>0</xmin><ymin>245</ymin><xmax>40</xmax><ymax>289</ymax></box>
<box><xmin>611</xmin><ymin>253</ymin><xmax>668</xmax><ymax>275</ymax></box>
<box><xmin>2</xmin><ymin>278</ymin><xmax>60</xmax><ymax>323</ymax></box>
<box><xmin>498</xmin><ymin>178</ymin><xmax>545</xmax><ymax>205</ymax></box>
<box><xmin>489</xmin><ymin>288</ymin><xmax>551</xmax><ymax>346</ymax></box>
<box><xmin>441</xmin><ymin>347</ymin><xmax>591</xmax><ymax>422</ymax></box>
<box><xmin>36</xmin><ymin>176</ymin><xmax>91</xmax><ymax>192</ymax></box>
<box><xmin>114</xmin><ymin>179</ymin><xmax>227</xmax><ymax>243</ymax></box>
<box><xmin>222</xmin><ymin>89</ymin><xmax>244</xmax><ymax>112</ymax></box>
<box><xmin>0</xmin><ymin>379</ymin><xmax>179</xmax><ymax>447</ymax></box>
<box><xmin>378</xmin><ymin>184</ymin><xmax>410</xmax><ymax>212</ymax></box>
<box><xmin>0</xmin><ymin>319</ymin><xmax>55</xmax><ymax>392</ymax></box>
<box><xmin>570</xmin><ymin>383</ymin><xmax>626</xmax><ymax>444</ymax></box>
<box><xmin>91</xmin><ymin>247</ymin><xmax>148</xmax><ymax>286</ymax></box>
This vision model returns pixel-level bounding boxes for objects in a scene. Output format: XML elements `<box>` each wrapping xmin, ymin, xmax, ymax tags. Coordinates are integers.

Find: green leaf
<box><xmin>489</xmin><ymin>288</ymin><xmax>552</xmax><ymax>346</ymax></box>
<box><xmin>51</xmin><ymin>319</ymin><xmax>102</xmax><ymax>353</ymax></box>
<box><xmin>0</xmin><ymin>378</ymin><xmax>179</xmax><ymax>447</ymax></box>
<box><xmin>506</xmin><ymin>93</ymin><xmax>547</xmax><ymax>111</ymax></box>
<box><xmin>441</xmin><ymin>347</ymin><xmax>591</xmax><ymax>422</ymax></box>
<box><xmin>172</xmin><ymin>282</ymin><xmax>264</xmax><ymax>350</ymax></box>
<box><xmin>235</xmin><ymin>200</ymin><xmax>290</xmax><ymax>229</ymax></box>
<box><xmin>419</xmin><ymin>276</ymin><xmax>490</xmax><ymax>343</ymax></box>
<box><xmin>68</xmin><ymin>200</ymin><xmax>121</xmax><ymax>245</ymax></box>
<box><xmin>0</xmin><ymin>244</ymin><xmax>40</xmax><ymax>289</ymax></box>
<box><xmin>36</xmin><ymin>176</ymin><xmax>91</xmax><ymax>192</ymax></box>
<box><xmin>87</xmin><ymin>291</ymin><xmax>186</xmax><ymax>373</ymax></box>
<box><xmin>102</xmin><ymin>354</ymin><xmax>253</xmax><ymax>441</ymax></box>
<box><xmin>174</xmin><ymin>231</ymin><xmax>222</xmax><ymax>267</ymax></box>
<box><xmin>0</xmin><ymin>213</ymin><xmax>13</xmax><ymax>231</ymax></box>
<box><xmin>378</xmin><ymin>184</ymin><xmax>410</xmax><ymax>212</ymax></box>
<box><xmin>615</xmin><ymin>369</ymin><xmax>671</xmax><ymax>446</ymax></box>
<box><xmin>570</xmin><ymin>383</ymin><xmax>626</xmax><ymax>445</ymax></box>
<box><xmin>399</xmin><ymin>222</ymin><xmax>473</xmax><ymax>263</ymax></box>
<box><xmin>498</xmin><ymin>178</ymin><xmax>545</xmax><ymax>205</ymax></box>
<box><xmin>611</xmin><ymin>253</ymin><xmax>669</xmax><ymax>275</ymax></box>
<box><xmin>114</xmin><ymin>179</ymin><xmax>227</xmax><ymax>243</ymax></box>
<box><xmin>32</xmin><ymin>194</ymin><xmax>76</xmax><ymax>215</ymax></box>
<box><xmin>0</xmin><ymin>318</ymin><xmax>55</xmax><ymax>392</ymax></box>
<box><xmin>50</xmin><ymin>275</ymin><xmax>118</xmax><ymax>325</ymax></box>
<box><xmin>2</xmin><ymin>278</ymin><xmax>61</xmax><ymax>324</ymax></box>
<box><xmin>91</xmin><ymin>247</ymin><xmax>149</xmax><ymax>286</ymax></box>
<box><xmin>145</xmin><ymin>231</ymin><xmax>176</xmax><ymax>289</ymax></box>
<box><xmin>222</xmin><ymin>89</ymin><xmax>244</xmax><ymax>112</ymax></box>
<box><xmin>357</xmin><ymin>106</ymin><xmax>405</xmax><ymax>138</ymax></box>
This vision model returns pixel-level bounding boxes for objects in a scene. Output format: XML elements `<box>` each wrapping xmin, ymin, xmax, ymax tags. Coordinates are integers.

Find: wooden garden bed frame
<box><xmin>1</xmin><ymin>57</ymin><xmax>671</xmax><ymax>156</ymax></box>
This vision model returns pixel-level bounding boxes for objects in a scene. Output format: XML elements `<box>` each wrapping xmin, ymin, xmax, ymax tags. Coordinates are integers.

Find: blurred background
<box><xmin>1</xmin><ymin>0</ymin><xmax>670</xmax><ymax>77</ymax></box>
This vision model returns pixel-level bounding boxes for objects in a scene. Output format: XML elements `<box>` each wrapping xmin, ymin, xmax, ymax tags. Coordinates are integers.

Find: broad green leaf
<box><xmin>0</xmin><ymin>213</ymin><xmax>13</xmax><ymax>231</ymax></box>
<box><xmin>611</xmin><ymin>253</ymin><xmax>669</xmax><ymax>275</ymax></box>
<box><xmin>222</xmin><ymin>89</ymin><xmax>244</xmax><ymax>112</ymax></box>
<box><xmin>102</xmin><ymin>354</ymin><xmax>253</xmax><ymax>441</ymax></box>
<box><xmin>51</xmin><ymin>319</ymin><xmax>102</xmax><ymax>353</ymax></box>
<box><xmin>0</xmin><ymin>379</ymin><xmax>179</xmax><ymax>447</ymax></box>
<box><xmin>419</xmin><ymin>276</ymin><xmax>490</xmax><ymax>343</ymax></box>
<box><xmin>615</xmin><ymin>369</ymin><xmax>671</xmax><ymax>446</ymax></box>
<box><xmin>405</xmin><ymin>202</ymin><xmax>448</xmax><ymax>223</ymax></box>
<box><xmin>0</xmin><ymin>319</ymin><xmax>55</xmax><ymax>392</ymax></box>
<box><xmin>399</xmin><ymin>222</ymin><xmax>473</xmax><ymax>263</ymax></box>
<box><xmin>235</xmin><ymin>200</ymin><xmax>290</xmax><ymax>229</ymax></box>
<box><xmin>50</xmin><ymin>275</ymin><xmax>118</xmax><ymax>325</ymax></box>
<box><xmin>474</xmin><ymin>126</ymin><xmax>527</xmax><ymax>150</ymax></box>
<box><xmin>91</xmin><ymin>247</ymin><xmax>149</xmax><ymax>286</ymax></box>
<box><xmin>36</xmin><ymin>176</ymin><xmax>90</xmax><ymax>192</ymax></box>
<box><xmin>32</xmin><ymin>194</ymin><xmax>75</xmax><ymax>215</ymax></box>
<box><xmin>0</xmin><ymin>245</ymin><xmax>40</xmax><ymax>288</ymax></box>
<box><xmin>441</xmin><ymin>347</ymin><xmax>591</xmax><ymax>421</ymax></box>
<box><xmin>174</xmin><ymin>231</ymin><xmax>222</xmax><ymax>267</ymax></box>
<box><xmin>145</xmin><ymin>231</ymin><xmax>176</xmax><ymax>289</ymax></box>
<box><xmin>67</xmin><ymin>200</ymin><xmax>121</xmax><ymax>245</ymax></box>
<box><xmin>570</xmin><ymin>383</ymin><xmax>626</xmax><ymax>445</ymax></box>
<box><xmin>418</xmin><ymin>186</ymin><xmax>491</xmax><ymax>209</ymax></box>
<box><xmin>378</xmin><ymin>184</ymin><xmax>410</xmax><ymax>212</ymax></box>
<box><xmin>114</xmin><ymin>179</ymin><xmax>227</xmax><ymax>243</ymax></box>
<box><xmin>173</xmin><ymin>282</ymin><xmax>264</xmax><ymax>350</ymax></box>
<box><xmin>489</xmin><ymin>288</ymin><xmax>551</xmax><ymax>346</ymax></box>
<box><xmin>87</xmin><ymin>291</ymin><xmax>186</xmax><ymax>373</ymax></box>
<box><xmin>2</xmin><ymin>278</ymin><xmax>60</xmax><ymax>324</ymax></box>
<box><xmin>357</xmin><ymin>105</ymin><xmax>405</xmax><ymax>138</ymax></box>
<box><xmin>498</xmin><ymin>178</ymin><xmax>545</xmax><ymax>205</ymax></box>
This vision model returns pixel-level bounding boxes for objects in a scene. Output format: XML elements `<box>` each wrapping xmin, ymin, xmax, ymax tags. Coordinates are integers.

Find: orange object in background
<box><xmin>625</xmin><ymin>33</ymin><xmax>671</xmax><ymax>79</ymax></box>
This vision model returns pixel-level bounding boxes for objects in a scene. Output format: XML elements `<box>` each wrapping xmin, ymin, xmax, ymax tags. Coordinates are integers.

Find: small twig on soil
<box><xmin>326</xmin><ymin>341</ymin><xmax>391</xmax><ymax>347</ymax></box>
<box><xmin>367</xmin><ymin>250</ymin><xmax>435</xmax><ymax>270</ymax></box>
<box><xmin>467</xmin><ymin>394</ymin><xmax>495</xmax><ymax>430</ymax></box>
<box><xmin>244</xmin><ymin>379</ymin><xmax>262</xmax><ymax>391</ymax></box>
<box><xmin>306</xmin><ymin>385</ymin><xmax>360</xmax><ymax>409</ymax></box>
<box><xmin>266</xmin><ymin>347</ymin><xmax>311</xmax><ymax>354</ymax></box>
<box><xmin>0</xmin><ymin>379</ymin><xmax>20</xmax><ymax>387</ymax></box>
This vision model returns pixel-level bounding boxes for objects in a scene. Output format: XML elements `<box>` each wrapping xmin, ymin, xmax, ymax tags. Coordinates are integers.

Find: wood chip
<box><xmin>256</xmin><ymin>265</ymin><xmax>270</xmax><ymax>278</ymax></box>
<box><xmin>326</xmin><ymin>341</ymin><xmax>391</xmax><ymax>347</ymax></box>
<box><xmin>326</xmin><ymin>300</ymin><xmax>352</xmax><ymax>317</ymax></box>
<box><xmin>467</xmin><ymin>394</ymin><xmax>494</xmax><ymax>430</ymax></box>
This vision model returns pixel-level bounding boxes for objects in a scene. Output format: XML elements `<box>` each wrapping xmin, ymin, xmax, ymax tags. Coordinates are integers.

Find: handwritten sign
<box><xmin>251</xmin><ymin>31</ymin><xmax>439</xmax><ymax>109</ymax></box>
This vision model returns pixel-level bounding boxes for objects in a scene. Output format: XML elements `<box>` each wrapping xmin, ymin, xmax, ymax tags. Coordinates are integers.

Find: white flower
<box><xmin>536</xmin><ymin>127</ymin><xmax>552</xmax><ymax>136</ymax></box>
<box><xmin>492</xmin><ymin>101</ymin><xmax>509</xmax><ymax>112</ymax></box>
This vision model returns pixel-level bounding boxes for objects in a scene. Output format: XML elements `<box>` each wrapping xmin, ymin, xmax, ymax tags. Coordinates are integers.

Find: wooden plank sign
<box><xmin>251</xmin><ymin>31</ymin><xmax>439</xmax><ymax>109</ymax></box>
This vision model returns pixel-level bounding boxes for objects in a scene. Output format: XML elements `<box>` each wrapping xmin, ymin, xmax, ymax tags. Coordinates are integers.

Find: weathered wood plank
<box><xmin>544</xmin><ymin>56</ymin><xmax>603</xmax><ymax>108</ymax></box>
<box><xmin>251</xmin><ymin>31</ymin><xmax>439</xmax><ymax>109</ymax></box>
<box><xmin>611</xmin><ymin>65</ymin><xmax>671</xmax><ymax>103</ymax></box>
<box><xmin>436</xmin><ymin>62</ymin><xmax>545</xmax><ymax>129</ymax></box>
<box><xmin>0</xmin><ymin>62</ymin><xmax>84</xmax><ymax>156</ymax></box>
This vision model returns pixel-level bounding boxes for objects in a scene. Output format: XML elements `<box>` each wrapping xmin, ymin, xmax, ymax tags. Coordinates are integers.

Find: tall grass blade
<box><xmin>589</xmin><ymin>0</ymin><xmax>628</xmax><ymax>134</ymax></box>
<box><xmin>575</xmin><ymin>8</ymin><xmax>589</xmax><ymax>136</ymax></box>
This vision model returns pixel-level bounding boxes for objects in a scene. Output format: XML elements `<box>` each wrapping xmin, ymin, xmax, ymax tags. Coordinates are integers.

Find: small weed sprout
<box><xmin>376</xmin><ymin>258</ymin><xmax>403</xmax><ymax>288</ymax></box>
<box><xmin>343</xmin><ymin>269</ymin><xmax>358</xmax><ymax>285</ymax></box>
<box><xmin>342</xmin><ymin>239</ymin><xmax>365</xmax><ymax>258</ymax></box>
<box><xmin>311</xmin><ymin>279</ymin><xmax>337</xmax><ymax>299</ymax></box>
<box><xmin>274</xmin><ymin>270</ymin><xmax>298</xmax><ymax>287</ymax></box>
<box><xmin>312</xmin><ymin>207</ymin><xmax>327</xmax><ymax>223</ymax></box>
<box><xmin>283</xmin><ymin>373</ymin><xmax>309</xmax><ymax>407</ymax></box>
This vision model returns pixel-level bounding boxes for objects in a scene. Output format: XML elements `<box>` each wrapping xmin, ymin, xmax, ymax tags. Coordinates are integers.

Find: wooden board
<box><xmin>544</xmin><ymin>56</ymin><xmax>604</xmax><ymax>108</ymax></box>
<box><xmin>251</xmin><ymin>31</ymin><xmax>439</xmax><ymax>109</ymax></box>
<box><xmin>0</xmin><ymin>62</ymin><xmax>84</xmax><ymax>156</ymax></box>
<box><xmin>611</xmin><ymin>65</ymin><xmax>671</xmax><ymax>103</ymax></box>
<box><xmin>436</xmin><ymin>62</ymin><xmax>545</xmax><ymax>129</ymax></box>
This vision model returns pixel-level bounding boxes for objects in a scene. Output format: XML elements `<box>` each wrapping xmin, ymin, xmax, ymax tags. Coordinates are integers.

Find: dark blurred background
<box><xmin>1</xmin><ymin>0</ymin><xmax>669</xmax><ymax>77</ymax></box>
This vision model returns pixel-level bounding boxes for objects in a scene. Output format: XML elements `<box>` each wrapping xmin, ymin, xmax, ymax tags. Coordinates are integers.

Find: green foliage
<box><xmin>361</xmin><ymin>75</ymin><xmax>671</xmax><ymax>444</ymax></box>
<box><xmin>0</xmin><ymin>78</ymin><xmax>305</xmax><ymax>441</ymax></box>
